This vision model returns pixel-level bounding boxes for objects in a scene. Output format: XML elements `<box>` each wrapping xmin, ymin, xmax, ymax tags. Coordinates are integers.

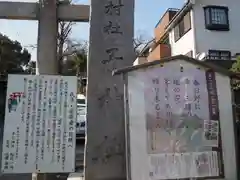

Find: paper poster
<box><xmin>145</xmin><ymin>68</ymin><xmax>217</xmax><ymax>154</ymax></box>
<box><xmin>149</xmin><ymin>151</ymin><xmax>219</xmax><ymax>179</ymax></box>
<box><xmin>142</xmin><ymin>66</ymin><xmax>221</xmax><ymax>179</ymax></box>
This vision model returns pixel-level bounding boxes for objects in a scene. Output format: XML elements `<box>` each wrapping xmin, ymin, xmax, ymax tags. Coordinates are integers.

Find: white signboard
<box><xmin>127</xmin><ymin>62</ymin><xmax>223</xmax><ymax>180</ymax></box>
<box><xmin>1</xmin><ymin>75</ymin><xmax>77</xmax><ymax>173</ymax></box>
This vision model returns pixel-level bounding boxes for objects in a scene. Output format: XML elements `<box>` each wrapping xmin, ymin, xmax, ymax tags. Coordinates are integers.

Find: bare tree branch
<box><xmin>62</xmin><ymin>39</ymin><xmax>88</xmax><ymax>57</ymax></box>
<box><xmin>134</xmin><ymin>31</ymin><xmax>153</xmax><ymax>57</ymax></box>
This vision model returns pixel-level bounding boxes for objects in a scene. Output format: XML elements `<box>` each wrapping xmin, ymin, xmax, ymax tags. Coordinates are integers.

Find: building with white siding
<box><xmin>136</xmin><ymin>0</ymin><xmax>240</xmax><ymax>65</ymax></box>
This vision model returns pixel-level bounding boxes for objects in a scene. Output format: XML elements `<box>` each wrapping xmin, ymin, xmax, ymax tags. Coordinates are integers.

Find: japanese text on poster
<box><xmin>1</xmin><ymin>75</ymin><xmax>77</xmax><ymax>173</ymax></box>
<box><xmin>143</xmin><ymin>66</ymin><xmax>221</xmax><ymax>179</ymax></box>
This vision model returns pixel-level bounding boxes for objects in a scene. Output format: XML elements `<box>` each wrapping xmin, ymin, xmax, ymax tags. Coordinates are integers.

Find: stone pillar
<box><xmin>85</xmin><ymin>0</ymin><xmax>135</xmax><ymax>180</ymax></box>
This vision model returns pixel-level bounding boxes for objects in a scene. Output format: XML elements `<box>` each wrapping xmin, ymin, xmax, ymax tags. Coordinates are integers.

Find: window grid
<box><xmin>209</xmin><ymin>50</ymin><xmax>231</xmax><ymax>60</ymax></box>
<box><xmin>174</xmin><ymin>12</ymin><xmax>191</xmax><ymax>42</ymax></box>
<box><xmin>211</xmin><ymin>8</ymin><xmax>227</xmax><ymax>25</ymax></box>
<box><xmin>204</xmin><ymin>6</ymin><xmax>229</xmax><ymax>31</ymax></box>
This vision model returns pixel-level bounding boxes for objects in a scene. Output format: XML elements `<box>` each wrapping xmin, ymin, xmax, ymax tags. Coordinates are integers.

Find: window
<box><xmin>208</xmin><ymin>50</ymin><xmax>231</xmax><ymax>60</ymax></box>
<box><xmin>204</xmin><ymin>6</ymin><xmax>229</xmax><ymax>31</ymax></box>
<box><xmin>235</xmin><ymin>53</ymin><xmax>240</xmax><ymax>58</ymax></box>
<box><xmin>77</xmin><ymin>99</ymin><xmax>85</xmax><ymax>104</ymax></box>
<box><xmin>174</xmin><ymin>12</ymin><xmax>191</xmax><ymax>42</ymax></box>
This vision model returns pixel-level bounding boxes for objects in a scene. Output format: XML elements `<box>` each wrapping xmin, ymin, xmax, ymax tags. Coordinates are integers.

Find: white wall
<box><xmin>133</xmin><ymin>57</ymin><xmax>148</xmax><ymax>66</ymax></box>
<box><xmin>193</xmin><ymin>0</ymin><xmax>240</xmax><ymax>56</ymax></box>
<box><xmin>169</xmin><ymin>10</ymin><xmax>196</xmax><ymax>57</ymax></box>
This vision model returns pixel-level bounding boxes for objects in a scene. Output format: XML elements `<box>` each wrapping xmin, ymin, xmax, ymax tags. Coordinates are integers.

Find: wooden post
<box><xmin>85</xmin><ymin>0</ymin><xmax>135</xmax><ymax>180</ymax></box>
<box><xmin>0</xmin><ymin>1</ymin><xmax>89</xmax><ymax>180</ymax></box>
<box><xmin>35</xmin><ymin>1</ymin><xmax>58</xmax><ymax>180</ymax></box>
<box><xmin>36</xmin><ymin>0</ymin><xmax>58</xmax><ymax>75</ymax></box>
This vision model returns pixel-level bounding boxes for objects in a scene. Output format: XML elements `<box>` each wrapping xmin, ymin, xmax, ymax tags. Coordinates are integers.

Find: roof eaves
<box><xmin>154</xmin><ymin>8</ymin><xmax>180</xmax><ymax>28</ymax></box>
<box><xmin>165</xmin><ymin>0</ymin><xmax>193</xmax><ymax>32</ymax></box>
<box><xmin>113</xmin><ymin>55</ymin><xmax>240</xmax><ymax>79</ymax></box>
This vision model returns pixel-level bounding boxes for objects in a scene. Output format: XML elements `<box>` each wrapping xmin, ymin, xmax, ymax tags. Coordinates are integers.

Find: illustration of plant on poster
<box><xmin>126</xmin><ymin>63</ymin><xmax>225</xmax><ymax>180</ymax></box>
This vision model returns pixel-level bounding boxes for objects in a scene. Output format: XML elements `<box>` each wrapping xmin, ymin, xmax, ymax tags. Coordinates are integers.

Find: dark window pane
<box><xmin>77</xmin><ymin>99</ymin><xmax>85</xmax><ymax>104</ymax></box>
<box><xmin>179</xmin><ymin>20</ymin><xmax>185</xmax><ymax>36</ymax></box>
<box><xmin>204</xmin><ymin>6</ymin><xmax>229</xmax><ymax>30</ymax></box>
<box><xmin>174</xmin><ymin>25</ymin><xmax>180</xmax><ymax>41</ymax></box>
<box><xmin>174</xmin><ymin>12</ymin><xmax>192</xmax><ymax>41</ymax></box>
<box><xmin>220</xmin><ymin>51</ymin><xmax>231</xmax><ymax>60</ymax></box>
<box><xmin>209</xmin><ymin>51</ymin><xmax>219</xmax><ymax>59</ymax></box>
<box><xmin>211</xmin><ymin>8</ymin><xmax>227</xmax><ymax>25</ymax></box>
<box><xmin>209</xmin><ymin>50</ymin><xmax>231</xmax><ymax>60</ymax></box>
<box><xmin>184</xmin><ymin>12</ymin><xmax>191</xmax><ymax>32</ymax></box>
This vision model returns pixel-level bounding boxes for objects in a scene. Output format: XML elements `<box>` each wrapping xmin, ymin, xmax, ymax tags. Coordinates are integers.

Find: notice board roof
<box><xmin>113</xmin><ymin>55</ymin><xmax>240</xmax><ymax>78</ymax></box>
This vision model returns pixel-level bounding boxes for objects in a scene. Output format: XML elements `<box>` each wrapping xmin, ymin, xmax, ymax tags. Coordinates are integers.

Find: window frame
<box><xmin>174</xmin><ymin>11</ymin><xmax>192</xmax><ymax>42</ymax></box>
<box><xmin>174</xmin><ymin>24</ymin><xmax>180</xmax><ymax>41</ymax></box>
<box><xmin>208</xmin><ymin>50</ymin><xmax>231</xmax><ymax>60</ymax></box>
<box><xmin>204</xmin><ymin>6</ymin><xmax>229</xmax><ymax>31</ymax></box>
